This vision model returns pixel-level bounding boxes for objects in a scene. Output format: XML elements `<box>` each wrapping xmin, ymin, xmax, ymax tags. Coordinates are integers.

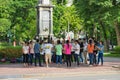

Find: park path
<box><xmin>0</xmin><ymin>57</ymin><xmax>120</xmax><ymax>79</ymax></box>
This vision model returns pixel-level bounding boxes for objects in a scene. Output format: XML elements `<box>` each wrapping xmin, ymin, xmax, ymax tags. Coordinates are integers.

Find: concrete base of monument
<box><xmin>38</xmin><ymin>34</ymin><xmax>54</xmax><ymax>41</ymax></box>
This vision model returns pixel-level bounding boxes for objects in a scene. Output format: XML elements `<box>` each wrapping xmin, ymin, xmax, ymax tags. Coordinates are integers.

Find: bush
<box><xmin>0</xmin><ymin>46</ymin><xmax>22</xmax><ymax>59</ymax></box>
<box><xmin>110</xmin><ymin>46</ymin><xmax>120</xmax><ymax>54</ymax></box>
<box><xmin>0</xmin><ymin>42</ymin><xmax>10</xmax><ymax>46</ymax></box>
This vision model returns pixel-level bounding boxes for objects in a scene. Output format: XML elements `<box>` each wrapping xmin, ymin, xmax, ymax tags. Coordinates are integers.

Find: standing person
<box><xmin>55</xmin><ymin>40</ymin><xmax>63</xmax><ymax>66</ymax></box>
<box><xmin>29</xmin><ymin>41</ymin><xmax>34</xmax><ymax>66</ymax></box>
<box><xmin>71</xmin><ymin>39</ymin><xmax>75</xmax><ymax>63</ymax></box>
<box><xmin>87</xmin><ymin>39</ymin><xmax>94</xmax><ymax>65</ymax></box>
<box><xmin>64</xmin><ymin>40</ymin><xmax>72</xmax><ymax>67</ymax></box>
<box><xmin>93</xmin><ymin>45</ymin><xmax>98</xmax><ymax>66</ymax></box>
<box><xmin>40</xmin><ymin>40</ymin><xmax>45</xmax><ymax>65</ymax></box>
<box><xmin>78</xmin><ymin>39</ymin><xmax>84</xmax><ymax>63</ymax></box>
<box><xmin>22</xmin><ymin>41</ymin><xmax>29</xmax><ymax>67</ymax></box>
<box><xmin>44</xmin><ymin>40</ymin><xmax>53</xmax><ymax>68</ymax></box>
<box><xmin>51</xmin><ymin>40</ymin><xmax>56</xmax><ymax>63</ymax></box>
<box><xmin>34</xmin><ymin>40</ymin><xmax>42</xmax><ymax>67</ymax></box>
<box><xmin>97</xmin><ymin>41</ymin><xmax>104</xmax><ymax>66</ymax></box>
<box><xmin>62</xmin><ymin>40</ymin><xmax>66</xmax><ymax>64</ymax></box>
<box><xmin>74</xmin><ymin>40</ymin><xmax>80</xmax><ymax>66</ymax></box>
<box><xmin>93</xmin><ymin>40</ymin><xmax>98</xmax><ymax>66</ymax></box>
<box><xmin>83</xmin><ymin>39</ymin><xmax>88</xmax><ymax>64</ymax></box>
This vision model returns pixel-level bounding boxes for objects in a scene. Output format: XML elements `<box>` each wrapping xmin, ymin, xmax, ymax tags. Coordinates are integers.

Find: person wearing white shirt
<box><xmin>44</xmin><ymin>41</ymin><xmax>53</xmax><ymax>67</ymax></box>
<box><xmin>22</xmin><ymin>42</ymin><xmax>29</xmax><ymax>67</ymax></box>
<box><xmin>71</xmin><ymin>39</ymin><xmax>75</xmax><ymax>62</ymax></box>
<box><xmin>74</xmin><ymin>40</ymin><xmax>80</xmax><ymax>66</ymax></box>
<box><xmin>83</xmin><ymin>39</ymin><xmax>88</xmax><ymax>64</ymax></box>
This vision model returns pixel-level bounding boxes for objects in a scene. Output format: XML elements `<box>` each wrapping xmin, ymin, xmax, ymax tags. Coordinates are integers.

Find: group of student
<box><xmin>22</xmin><ymin>38</ymin><xmax>104</xmax><ymax>68</ymax></box>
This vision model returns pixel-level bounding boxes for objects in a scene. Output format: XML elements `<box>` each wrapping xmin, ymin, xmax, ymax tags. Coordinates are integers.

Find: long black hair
<box><xmin>66</xmin><ymin>40</ymin><xmax>70</xmax><ymax>48</ymax></box>
<box><xmin>57</xmin><ymin>40</ymin><xmax>61</xmax><ymax>44</ymax></box>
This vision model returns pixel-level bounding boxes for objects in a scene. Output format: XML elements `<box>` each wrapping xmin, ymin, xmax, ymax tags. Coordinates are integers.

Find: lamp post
<box><xmin>66</xmin><ymin>0</ymin><xmax>73</xmax><ymax>41</ymax></box>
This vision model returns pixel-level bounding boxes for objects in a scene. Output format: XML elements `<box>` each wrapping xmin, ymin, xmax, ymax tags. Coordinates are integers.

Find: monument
<box><xmin>36</xmin><ymin>0</ymin><xmax>54</xmax><ymax>40</ymax></box>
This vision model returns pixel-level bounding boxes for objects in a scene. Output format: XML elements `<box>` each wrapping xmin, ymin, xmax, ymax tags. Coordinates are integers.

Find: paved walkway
<box><xmin>0</xmin><ymin>57</ymin><xmax>120</xmax><ymax>79</ymax></box>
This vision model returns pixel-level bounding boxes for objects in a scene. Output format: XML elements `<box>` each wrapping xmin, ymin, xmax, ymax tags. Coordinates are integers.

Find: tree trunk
<box><xmin>100</xmin><ymin>21</ymin><xmax>109</xmax><ymax>51</ymax></box>
<box><xmin>114</xmin><ymin>22</ymin><xmax>120</xmax><ymax>46</ymax></box>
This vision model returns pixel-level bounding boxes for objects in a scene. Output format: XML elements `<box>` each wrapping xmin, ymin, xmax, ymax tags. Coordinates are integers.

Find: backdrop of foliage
<box><xmin>0</xmin><ymin>0</ymin><xmax>82</xmax><ymax>42</ymax></box>
<box><xmin>73</xmin><ymin>0</ymin><xmax>120</xmax><ymax>51</ymax></box>
<box><xmin>0</xmin><ymin>0</ymin><xmax>120</xmax><ymax>52</ymax></box>
<box><xmin>0</xmin><ymin>0</ymin><xmax>38</xmax><ymax>42</ymax></box>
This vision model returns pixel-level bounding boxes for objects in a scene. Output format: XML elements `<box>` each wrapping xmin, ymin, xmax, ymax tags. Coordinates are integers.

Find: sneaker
<box><xmin>46</xmin><ymin>65</ymin><xmax>49</xmax><ymax>68</ymax></box>
<box><xmin>23</xmin><ymin>63</ymin><xmax>26</xmax><ymax>67</ymax></box>
<box><xmin>89</xmin><ymin>65</ymin><xmax>93</xmax><ymax>67</ymax></box>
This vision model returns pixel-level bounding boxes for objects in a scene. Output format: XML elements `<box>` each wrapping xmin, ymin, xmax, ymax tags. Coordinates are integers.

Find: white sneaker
<box><xmin>46</xmin><ymin>65</ymin><xmax>49</xmax><ymax>68</ymax></box>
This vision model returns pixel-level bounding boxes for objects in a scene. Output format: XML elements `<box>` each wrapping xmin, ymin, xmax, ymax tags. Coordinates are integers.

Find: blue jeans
<box><xmin>34</xmin><ymin>53</ymin><xmax>41</xmax><ymax>66</ymax></box>
<box><xmin>74</xmin><ymin>54</ymin><xmax>80</xmax><ymax>65</ymax></box>
<box><xmin>89</xmin><ymin>53</ymin><xmax>94</xmax><ymax>65</ymax></box>
<box><xmin>29</xmin><ymin>54</ymin><xmax>33</xmax><ymax>65</ymax></box>
<box><xmin>51</xmin><ymin>53</ymin><xmax>56</xmax><ymax>63</ymax></box>
<box><xmin>97</xmin><ymin>53</ymin><xmax>103</xmax><ymax>65</ymax></box>
<box><xmin>79</xmin><ymin>52</ymin><xmax>83</xmax><ymax>62</ymax></box>
<box><xmin>56</xmin><ymin>55</ymin><xmax>62</xmax><ymax>64</ymax></box>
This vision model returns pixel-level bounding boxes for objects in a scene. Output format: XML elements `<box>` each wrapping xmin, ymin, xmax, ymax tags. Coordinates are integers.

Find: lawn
<box><xmin>0</xmin><ymin>61</ymin><xmax>10</xmax><ymax>64</ymax></box>
<box><xmin>104</xmin><ymin>53</ymin><xmax>120</xmax><ymax>58</ymax></box>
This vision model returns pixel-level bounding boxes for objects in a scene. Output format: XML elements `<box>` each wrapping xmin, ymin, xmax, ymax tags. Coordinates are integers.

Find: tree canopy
<box><xmin>73</xmin><ymin>0</ymin><xmax>120</xmax><ymax>48</ymax></box>
<box><xmin>0</xmin><ymin>0</ymin><xmax>120</xmax><ymax>48</ymax></box>
<box><xmin>0</xmin><ymin>0</ymin><xmax>82</xmax><ymax>42</ymax></box>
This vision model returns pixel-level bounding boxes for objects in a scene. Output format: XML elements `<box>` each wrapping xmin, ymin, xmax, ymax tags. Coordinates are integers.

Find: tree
<box><xmin>0</xmin><ymin>0</ymin><xmax>11</xmax><ymax>41</ymax></box>
<box><xmin>53</xmin><ymin>0</ymin><xmax>82</xmax><ymax>38</ymax></box>
<box><xmin>111</xmin><ymin>0</ymin><xmax>120</xmax><ymax>46</ymax></box>
<box><xmin>73</xmin><ymin>0</ymin><xmax>120</xmax><ymax>51</ymax></box>
<box><xmin>0</xmin><ymin>0</ymin><xmax>38</xmax><ymax>42</ymax></box>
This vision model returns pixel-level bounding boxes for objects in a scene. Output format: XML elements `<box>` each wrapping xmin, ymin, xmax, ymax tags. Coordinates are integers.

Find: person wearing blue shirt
<box><xmin>34</xmin><ymin>40</ymin><xmax>42</xmax><ymax>67</ymax></box>
<box><xmin>97</xmin><ymin>41</ymin><xmax>104</xmax><ymax>66</ymax></box>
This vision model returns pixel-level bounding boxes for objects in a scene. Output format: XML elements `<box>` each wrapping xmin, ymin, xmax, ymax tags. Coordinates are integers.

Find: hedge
<box><xmin>0</xmin><ymin>46</ymin><xmax>22</xmax><ymax>59</ymax></box>
<box><xmin>110</xmin><ymin>46</ymin><xmax>120</xmax><ymax>54</ymax></box>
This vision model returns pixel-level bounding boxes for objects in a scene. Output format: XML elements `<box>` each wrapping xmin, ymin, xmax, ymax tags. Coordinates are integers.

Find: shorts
<box><xmin>45</xmin><ymin>54</ymin><xmax>51</xmax><ymax>63</ymax></box>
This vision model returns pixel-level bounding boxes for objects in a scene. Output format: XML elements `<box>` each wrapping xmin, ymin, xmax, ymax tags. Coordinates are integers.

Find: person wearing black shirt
<box><xmin>78</xmin><ymin>39</ymin><xmax>84</xmax><ymax>63</ymax></box>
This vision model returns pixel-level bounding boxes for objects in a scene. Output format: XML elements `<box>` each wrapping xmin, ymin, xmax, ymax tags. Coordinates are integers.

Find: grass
<box><xmin>104</xmin><ymin>53</ymin><xmax>120</xmax><ymax>58</ymax></box>
<box><xmin>0</xmin><ymin>61</ymin><xmax>10</xmax><ymax>64</ymax></box>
